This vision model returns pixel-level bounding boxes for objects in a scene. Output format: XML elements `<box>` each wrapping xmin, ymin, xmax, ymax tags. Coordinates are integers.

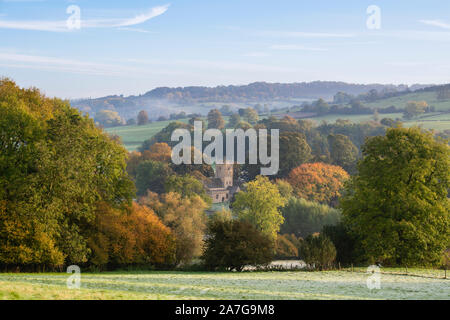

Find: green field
<box><xmin>105</xmin><ymin>119</ymin><xmax>189</xmax><ymax>151</ymax></box>
<box><xmin>366</xmin><ymin>91</ymin><xmax>450</xmax><ymax>112</ymax></box>
<box><xmin>0</xmin><ymin>270</ymin><xmax>448</xmax><ymax>300</ymax></box>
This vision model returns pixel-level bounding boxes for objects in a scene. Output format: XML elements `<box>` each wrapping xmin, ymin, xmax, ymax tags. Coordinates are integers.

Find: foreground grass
<box><xmin>0</xmin><ymin>270</ymin><xmax>448</xmax><ymax>300</ymax></box>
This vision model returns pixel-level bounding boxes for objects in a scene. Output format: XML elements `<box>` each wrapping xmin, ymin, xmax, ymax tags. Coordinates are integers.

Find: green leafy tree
<box><xmin>0</xmin><ymin>79</ymin><xmax>134</xmax><ymax>268</ymax></box>
<box><xmin>279</xmin><ymin>132</ymin><xmax>312</xmax><ymax>177</ymax></box>
<box><xmin>341</xmin><ymin>127</ymin><xmax>450</xmax><ymax>266</ymax></box>
<box><xmin>327</xmin><ymin>134</ymin><xmax>359</xmax><ymax>174</ymax></box>
<box><xmin>232</xmin><ymin>176</ymin><xmax>286</xmax><ymax>241</ymax></box>
<box><xmin>165</xmin><ymin>174</ymin><xmax>212</xmax><ymax>205</ymax></box>
<box><xmin>135</xmin><ymin>160</ymin><xmax>173</xmax><ymax>195</ymax></box>
<box><xmin>281</xmin><ymin>197</ymin><xmax>341</xmax><ymax>238</ymax></box>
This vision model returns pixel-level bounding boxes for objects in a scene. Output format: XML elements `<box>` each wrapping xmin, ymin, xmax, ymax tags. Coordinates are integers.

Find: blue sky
<box><xmin>1</xmin><ymin>0</ymin><xmax>450</xmax><ymax>98</ymax></box>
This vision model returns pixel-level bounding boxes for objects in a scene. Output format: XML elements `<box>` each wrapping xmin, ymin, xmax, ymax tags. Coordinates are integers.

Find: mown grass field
<box><xmin>0</xmin><ymin>270</ymin><xmax>448</xmax><ymax>300</ymax></box>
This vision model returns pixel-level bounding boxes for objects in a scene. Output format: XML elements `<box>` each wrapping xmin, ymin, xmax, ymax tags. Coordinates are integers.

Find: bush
<box><xmin>202</xmin><ymin>220</ymin><xmax>274</xmax><ymax>271</ymax></box>
<box><xmin>300</xmin><ymin>234</ymin><xmax>336</xmax><ymax>270</ymax></box>
<box><xmin>322</xmin><ymin>223</ymin><xmax>357</xmax><ymax>266</ymax></box>
<box><xmin>275</xmin><ymin>234</ymin><xmax>298</xmax><ymax>259</ymax></box>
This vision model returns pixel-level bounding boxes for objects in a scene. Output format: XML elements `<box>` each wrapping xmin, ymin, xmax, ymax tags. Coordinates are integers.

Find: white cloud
<box><xmin>255</xmin><ymin>30</ymin><xmax>355</xmax><ymax>38</ymax></box>
<box><xmin>0</xmin><ymin>4</ymin><xmax>169</xmax><ymax>32</ymax></box>
<box><xmin>270</xmin><ymin>44</ymin><xmax>328</xmax><ymax>51</ymax></box>
<box><xmin>419</xmin><ymin>19</ymin><xmax>450</xmax><ymax>30</ymax></box>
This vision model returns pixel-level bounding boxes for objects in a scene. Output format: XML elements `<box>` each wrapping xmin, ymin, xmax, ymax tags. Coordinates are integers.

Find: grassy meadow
<box><xmin>0</xmin><ymin>270</ymin><xmax>448</xmax><ymax>300</ymax></box>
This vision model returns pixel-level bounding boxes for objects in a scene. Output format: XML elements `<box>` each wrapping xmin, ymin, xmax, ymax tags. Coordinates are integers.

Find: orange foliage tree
<box><xmin>287</xmin><ymin>163</ymin><xmax>349</xmax><ymax>206</ymax></box>
<box><xmin>89</xmin><ymin>202</ymin><xmax>176</xmax><ymax>268</ymax></box>
<box><xmin>142</xmin><ymin>143</ymin><xmax>172</xmax><ymax>162</ymax></box>
<box><xmin>139</xmin><ymin>191</ymin><xmax>208</xmax><ymax>264</ymax></box>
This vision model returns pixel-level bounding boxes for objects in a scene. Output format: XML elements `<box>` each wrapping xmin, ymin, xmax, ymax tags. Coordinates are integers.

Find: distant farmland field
<box><xmin>0</xmin><ymin>270</ymin><xmax>448</xmax><ymax>300</ymax></box>
<box><xmin>105</xmin><ymin>119</ymin><xmax>189</xmax><ymax>151</ymax></box>
<box><xmin>105</xmin><ymin>112</ymin><xmax>449</xmax><ymax>152</ymax></box>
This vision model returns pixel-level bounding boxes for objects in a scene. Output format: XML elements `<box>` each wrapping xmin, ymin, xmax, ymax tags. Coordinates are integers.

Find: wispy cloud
<box><xmin>0</xmin><ymin>4</ymin><xmax>169</xmax><ymax>32</ymax></box>
<box><xmin>242</xmin><ymin>52</ymin><xmax>270</xmax><ymax>57</ymax></box>
<box><xmin>270</xmin><ymin>44</ymin><xmax>328</xmax><ymax>51</ymax></box>
<box><xmin>419</xmin><ymin>19</ymin><xmax>450</xmax><ymax>30</ymax></box>
<box><xmin>255</xmin><ymin>30</ymin><xmax>355</xmax><ymax>39</ymax></box>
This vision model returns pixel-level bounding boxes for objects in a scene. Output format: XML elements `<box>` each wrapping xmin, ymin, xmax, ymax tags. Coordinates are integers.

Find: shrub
<box><xmin>322</xmin><ymin>223</ymin><xmax>357</xmax><ymax>266</ymax></box>
<box><xmin>300</xmin><ymin>234</ymin><xmax>336</xmax><ymax>270</ymax></box>
<box><xmin>275</xmin><ymin>234</ymin><xmax>298</xmax><ymax>259</ymax></box>
<box><xmin>202</xmin><ymin>220</ymin><xmax>274</xmax><ymax>271</ymax></box>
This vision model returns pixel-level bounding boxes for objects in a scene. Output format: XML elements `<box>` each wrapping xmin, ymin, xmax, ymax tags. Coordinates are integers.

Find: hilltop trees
<box><xmin>94</xmin><ymin>110</ymin><xmax>122</xmax><ymax>127</ymax></box>
<box><xmin>341</xmin><ymin>127</ymin><xmax>450</xmax><ymax>266</ymax></box>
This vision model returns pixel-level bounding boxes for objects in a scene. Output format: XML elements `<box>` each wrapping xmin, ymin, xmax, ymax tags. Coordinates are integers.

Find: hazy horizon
<box><xmin>2</xmin><ymin>0</ymin><xmax>450</xmax><ymax>99</ymax></box>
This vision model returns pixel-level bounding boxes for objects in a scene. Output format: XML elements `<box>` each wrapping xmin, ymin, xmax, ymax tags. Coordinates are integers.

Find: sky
<box><xmin>1</xmin><ymin>0</ymin><xmax>450</xmax><ymax>98</ymax></box>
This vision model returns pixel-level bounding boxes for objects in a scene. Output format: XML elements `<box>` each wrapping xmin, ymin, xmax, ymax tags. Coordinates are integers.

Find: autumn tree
<box><xmin>244</xmin><ymin>107</ymin><xmax>259</xmax><ymax>125</ymax></box>
<box><xmin>0</xmin><ymin>79</ymin><xmax>134</xmax><ymax>268</ymax></box>
<box><xmin>341</xmin><ymin>127</ymin><xmax>450</xmax><ymax>266</ymax></box>
<box><xmin>142</xmin><ymin>142</ymin><xmax>172</xmax><ymax>162</ymax></box>
<box><xmin>94</xmin><ymin>109</ymin><xmax>122</xmax><ymax>127</ymax></box>
<box><xmin>137</xmin><ymin>110</ymin><xmax>149</xmax><ymax>125</ymax></box>
<box><xmin>232</xmin><ymin>176</ymin><xmax>286</xmax><ymax>241</ymax></box>
<box><xmin>140</xmin><ymin>192</ymin><xmax>208</xmax><ymax>264</ymax></box>
<box><xmin>89</xmin><ymin>202</ymin><xmax>176</xmax><ymax>268</ymax></box>
<box><xmin>287</xmin><ymin>163</ymin><xmax>349</xmax><ymax>206</ymax></box>
<box><xmin>207</xmin><ymin>109</ymin><xmax>225</xmax><ymax>129</ymax></box>
<box><xmin>403</xmin><ymin>101</ymin><xmax>428</xmax><ymax>119</ymax></box>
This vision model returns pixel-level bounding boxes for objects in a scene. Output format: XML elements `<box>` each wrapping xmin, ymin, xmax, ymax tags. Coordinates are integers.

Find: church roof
<box><xmin>204</xmin><ymin>178</ymin><xmax>225</xmax><ymax>189</ymax></box>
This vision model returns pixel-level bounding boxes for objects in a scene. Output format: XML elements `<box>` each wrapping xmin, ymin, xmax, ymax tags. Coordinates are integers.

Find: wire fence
<box><xmin>340</xmin><ymin>265</ymin><xmax>448</xmax><ymax>280</ymax></box>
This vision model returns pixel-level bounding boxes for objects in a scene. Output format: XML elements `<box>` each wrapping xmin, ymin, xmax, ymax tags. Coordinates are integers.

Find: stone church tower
<box><xmin>215</xmin><ymin>163</ymin><xmax>233</xmax><ymax>187</ymax></box>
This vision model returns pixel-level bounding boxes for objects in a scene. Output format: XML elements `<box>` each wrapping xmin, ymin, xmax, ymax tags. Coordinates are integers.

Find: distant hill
<box><xmin>364</xmin><ymin>83</ymin><xmax>450</xmax><ymax>112</ymax></box>
<box><xmin>71</xmin><ymin>81</ymin><xmax>431</xmax><ymax>121</ymax></box>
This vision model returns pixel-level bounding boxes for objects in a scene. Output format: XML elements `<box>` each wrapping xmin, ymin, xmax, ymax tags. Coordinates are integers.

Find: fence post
<box><xmin>339</xmin><ymin>262</ymin><xmax>341</xmax><ymax>270</ymax></box>
<box><xmin>405</xmin><ymin>265</ymin><xmax>408</xmax><ymax>274</ymax></box>
<box><xmin>351</xmin><ymin>263</ymin><xmax>354</xmax><ymax>272</ymax></box>
<box><xmin>445</xmin><ymin>268</ymin><xmax>447</xmax><ymax>279</ymax></box>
